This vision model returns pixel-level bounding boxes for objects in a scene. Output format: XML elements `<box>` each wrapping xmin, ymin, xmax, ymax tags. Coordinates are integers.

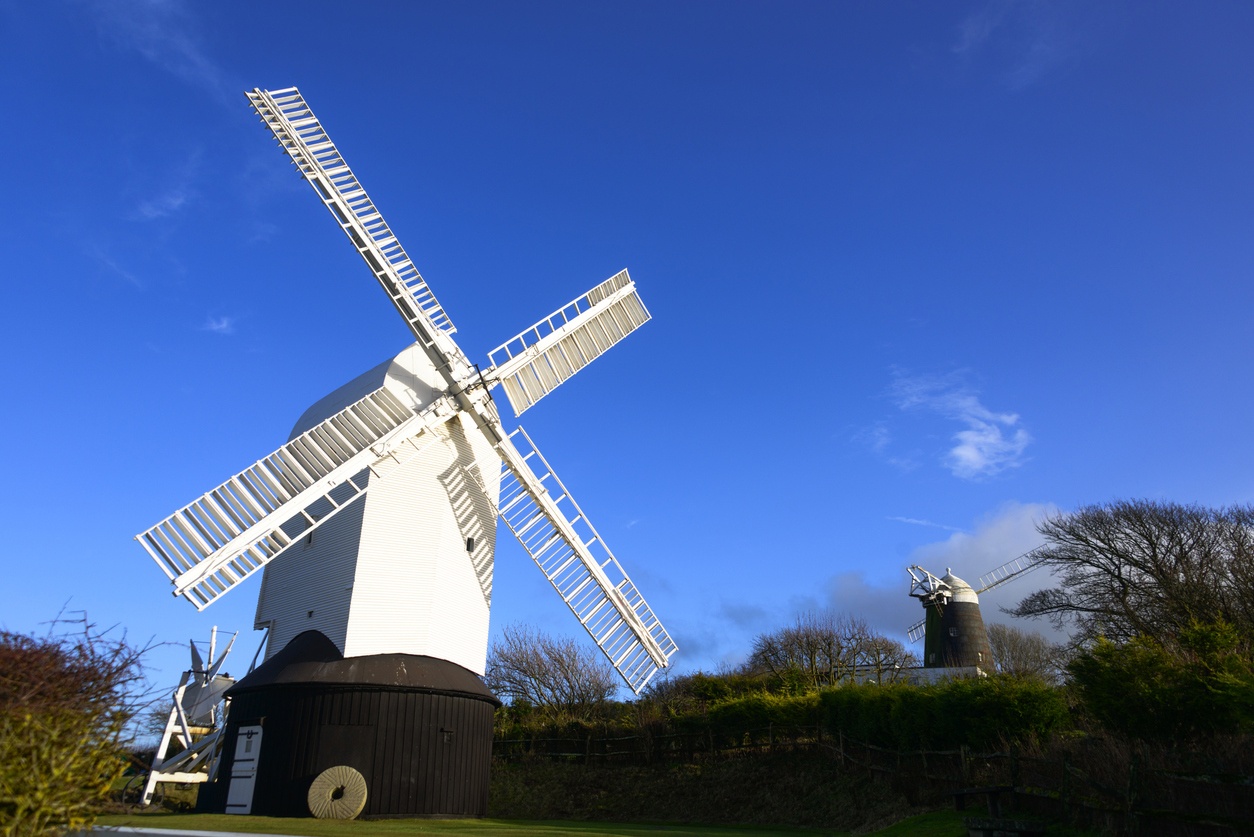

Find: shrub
<box><xmin>0</xmin><ymin>620</ymin><xmax>149</xmax><ymax>837</ymax></box>
<box><xmin>1068</xmin><ymin>620</ymin><xmax>1254</xmax><ymax>740</ymax></box>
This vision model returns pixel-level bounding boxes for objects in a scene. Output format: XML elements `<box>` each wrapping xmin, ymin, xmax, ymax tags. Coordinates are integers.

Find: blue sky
<box><xmin>3</xmin><ymin>1</ymin><xmax>1253</xmax><ymax>689</ymax></box>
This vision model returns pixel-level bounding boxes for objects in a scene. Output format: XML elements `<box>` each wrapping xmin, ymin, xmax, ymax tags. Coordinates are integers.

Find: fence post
<box><xmin>768</xmin><ymin>723</ymin><xmax>774</xmax><ymax>752</ymax></box>
<box><xmin>960</xmin><ymin>744</ymin><xmax>970</xmax><ymax>786</ymax></box>
<box><xmin>1126</xmin><ymin>753</ymin><xmax>1140</xmax><ymax>835</ymax></box>
<box><xmin>838</xmin><ymin>729</ymin><xmax>845</xmax><ymax>765</ymax></box>
<box><xmin>1061</xmin><ymin>754</ymin><xmax>1071</xmax><ymax>812</ymax></box>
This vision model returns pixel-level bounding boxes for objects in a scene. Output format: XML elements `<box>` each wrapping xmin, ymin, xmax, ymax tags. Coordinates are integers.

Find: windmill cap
<box><xmin>941</xmin><ymin>570</ymin><xmax>980</xmax><ymax>604</ymax></box>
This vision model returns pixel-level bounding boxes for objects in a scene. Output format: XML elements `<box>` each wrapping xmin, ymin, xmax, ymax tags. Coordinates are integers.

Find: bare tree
<box><xmin>485</xmin><ymin>624</ymin><xmax>617</xmax><ymax>722</ymax></box>
<box><xmin>858</xmin><ymin>634</ymin><xmax>918</xmax><ymax>684</ymax></box>
<box><xmin>1010</xmin><ymin>500</ymin><xmax>1254</xmax><ymax>649</ymax></box>
<box><xmin>748</xmin><ymin>611</ymin><xmax>916</xmax><ymax>689</ymax></box>
<box><xmin>986</xmin><ymin>623</ymin><xmax>1065</xmax><ymax>682</ymax></box>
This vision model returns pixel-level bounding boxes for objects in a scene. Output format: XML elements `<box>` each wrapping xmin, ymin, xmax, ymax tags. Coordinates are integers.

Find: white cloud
<box><xmin>825</xmin><ymin>571</ymin><xmax>915</xmax><ymax>640</ymax></box>
<box><xmin>891</xmin><ymin>371</ymin><xmax>1031</xmax><ymax>479</ymax></box>
<box><xmin>91</xmin><ymin>0</ymin><xmax>234</xmax><ymax>105</ymax></box>
<box><xmin>887</xmin><ymin>516</ymin><xmax>964</xmax><ymax>533</ymax></box>
<box><xmin>201</xmin><ymin>315</ymin><xmax>235</xmax><ymax>335</ymax></box>
<box><xmin>953</xmin><ymin>2</ymin><xmax>1009</xmax><ymax>54</ymax></box>
<box><xmin>952</xmin><ymin>1</ymin><xmax>1080</xmax><ymax>90</ymax></box>
<box><xmin>906</xmin><ymin>501</ymin><xmax>1067</xmax><ymax>639</ymax></box>
<box><xmin>136</xmin><ymin>190</ymin><xmax>188</xmax><ymax>219</ymax></box>
<box><xmin>909</xmin><ymin>501</ymin><xmax>1053</xmax><ymax>577</ymax></box>
<box><xmin>88</xmin><ymin>246</ymin><xmax>142</xmax><ymax>288</ymax></box>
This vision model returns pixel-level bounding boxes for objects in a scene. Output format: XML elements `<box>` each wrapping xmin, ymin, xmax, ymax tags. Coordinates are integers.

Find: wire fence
<box><xmin>493</xmin><ymin>726</ymin><xmax>1254</xmax><ymax>836</ymax></box>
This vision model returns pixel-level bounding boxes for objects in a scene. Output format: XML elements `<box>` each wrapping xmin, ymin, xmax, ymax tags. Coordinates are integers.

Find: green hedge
<box><xmin>688</xmin><ymin>676</ymin><xmax>1068</xmax><ymax>751</ymax></box>
<box><xmin>495</xmin><ymin>676</ymin><xmax>1071</xmax><ymax>754</ymax></box>
<box><xmin>818</xmin><ymin>677</ymin><xmax>1069</xmax><ymax>750</ymax></box>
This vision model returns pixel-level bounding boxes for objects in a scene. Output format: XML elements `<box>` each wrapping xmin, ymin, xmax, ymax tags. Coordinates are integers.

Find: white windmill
<box><xmin>136</xmin><ymin>87</ymin><xmax>677</xmax><ymax>818</ymax></box>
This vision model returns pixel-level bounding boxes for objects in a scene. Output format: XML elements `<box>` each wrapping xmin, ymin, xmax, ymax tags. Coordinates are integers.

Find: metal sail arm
<box><xmin>137</xmin><ymin>387</ymin><xmax>457</xmax><ymax>610</ymax></box>
<box><xmin>484</xmin><ymin>426</ymin><xmax>676</xmax><ymax>694</ymax></box>
<box><xmin>907</xmin><ymin>565</ymin><xmax>949</xmax><ymax>604</ymax></box>
<box><xmin>484</xmin><ymin>270</ymin><xmax>650</xmax><ymax>416</ymax></box>
<box><xmin>976</xmin><ymin>546</ymin><xmax>1049</xmax><ymax>594</ymax></box>
<box><xmin>246</xmin><ymin>87</ymin><xmax>469</xmax><ymax>377</ymax></box>
<box><xmin>907</xmin><ymin>618</ymin><xmax>926</xmax><ymax>644</ymax></box>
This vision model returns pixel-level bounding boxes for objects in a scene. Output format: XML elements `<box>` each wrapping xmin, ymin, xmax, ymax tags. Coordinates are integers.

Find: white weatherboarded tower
<box><xmin>137</xmin><ymin>87</ymin><xmax>676</xmax><ymax>818</ymax></box>
<box><xmin>252</xmin><ymin>346</ymin><xmax>502</xmax><ymax>674</ymax></box>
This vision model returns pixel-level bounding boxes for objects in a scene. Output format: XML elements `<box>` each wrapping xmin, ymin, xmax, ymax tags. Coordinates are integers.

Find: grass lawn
<box><xmin>94</xmin><ymin>812</ymin><xmax>846</xmax><ymax>836</ymax></box>
<box><xmin>96</xmin><ymin>808</ymin><xmax>1097</xmax><ymax>836</ymax></box>
<box><xmin>101</xmin><ymin>808</ymin><xmax>1077</xmax><ymax>837</ymax></box>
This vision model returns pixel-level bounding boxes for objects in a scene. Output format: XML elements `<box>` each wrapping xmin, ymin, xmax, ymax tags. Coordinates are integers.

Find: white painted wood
<box><xmin>225</xmin><ymin>725</ymin><xmax>262</xmax><ymax>815</ymax></box>
<box><xmin>255</xmin><ymin>347</ymin><xmax>500</xmax><ymax>674</ymax></box>
<box><xmin>486</xmin><ymin>270</ymin><xmax>651</xmax><ymax>416</ymax></box>
<box><xmin>140</xmin><ymin>87</ymin><xmax>678</xmax><ymax>694</ymax></box>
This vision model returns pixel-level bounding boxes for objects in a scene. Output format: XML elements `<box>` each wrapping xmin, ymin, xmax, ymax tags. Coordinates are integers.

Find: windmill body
<box><xmin>910</xmin><ymin>569</ymin><xmax>994</xmax><ymax>670</ymax></box>
<box><xmin>137</xmin><ymin>87</ymin><xmax>676</xmax><ymax>819</ymax></box>
<box><xmin>905</xmin><ymin>549</ymin><xmax>1047</xmax><ymax>677</ymax></box>
<box><xmin>254</xmin><ymin>345</ymin><xmax>499</xmax><ymax>673</ymax></box>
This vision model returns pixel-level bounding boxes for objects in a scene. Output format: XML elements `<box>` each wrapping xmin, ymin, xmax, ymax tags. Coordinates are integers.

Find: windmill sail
<box><xmin>246</xmin><ymin>87</ymin><xmax>458</xmax><ymax>345</ymax></box>
<box><xmin>484</xmin><ymin>427</ymin><xmax>676</xmax><ymax>693</ymax></box>
<box><xmin>487</xmin><ymin>270</ymin><xmax>650</xmax><ymax>416</ymax></box>
<box><xmin>137</xmin><ymin>387</ymin><xmax>451</xmax><ymax>609</ymax></box>
<box><xmin>976</xmin><ymin>546</ymin><xmax>1049</xmax><ymax>594</ymax></box>
<box><xmin>907</xmin><ymin>618</ymin><xmax>926</xmax><ymax>644</ymax></box>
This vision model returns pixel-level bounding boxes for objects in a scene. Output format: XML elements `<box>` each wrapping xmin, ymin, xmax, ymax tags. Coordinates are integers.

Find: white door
<box><xmin>225</xmin><ymin>725</ymin><xmax>263</xmax><ymax>815</ymax></box>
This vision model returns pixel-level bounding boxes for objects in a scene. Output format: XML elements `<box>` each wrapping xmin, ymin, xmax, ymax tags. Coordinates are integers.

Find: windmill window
<box><xmin>949</xmin><ymin>627</ymin><xmax>959</xmax><ymax>637</ymax></box>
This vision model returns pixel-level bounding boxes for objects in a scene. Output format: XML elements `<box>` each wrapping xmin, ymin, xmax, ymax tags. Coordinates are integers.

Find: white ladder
<box><xmin>246</xmin><ymin>87</ymin><xmax>456</xmax><ymax>341</ymax></box>
<box><xmin>491</xmin><ymin>427</ymin><xmax>677</xmax><ymax>694</ymax></box>
<box><xmin>977</xmin><ymin>546</ymin><xmax>1049</xmax><ymax>594</ymax></box>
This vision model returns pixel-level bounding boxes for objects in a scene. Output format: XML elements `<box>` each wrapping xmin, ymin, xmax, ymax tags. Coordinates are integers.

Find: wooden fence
<box><xmin>493</xmin><ymin>726</ymin><xmax>1254</xmax><ymax>835</ymax></box>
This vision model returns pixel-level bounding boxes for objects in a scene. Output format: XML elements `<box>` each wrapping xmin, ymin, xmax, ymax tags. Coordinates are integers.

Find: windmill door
<box><xmin>225</xmin><ymin>725</ymin><xmax>263</xmax><ymax>815</ymax></box>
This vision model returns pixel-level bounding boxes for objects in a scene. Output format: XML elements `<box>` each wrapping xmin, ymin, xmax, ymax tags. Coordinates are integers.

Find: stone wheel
<box><xmin>307</xmin><ymin>765</ymin><xmax>368</xmax><ymax>819</ymax></box>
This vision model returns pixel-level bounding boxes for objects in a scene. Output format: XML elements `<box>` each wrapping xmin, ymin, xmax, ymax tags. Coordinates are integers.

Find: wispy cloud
<box><xmin>952</xmin><ymin>1</ymin><xmax>1080</xmax><ymax>90</ymax></box>
<box><xmin>136</xmin><ymin>190</ymin><xmax>188</xmax><ymax>220</ymax></box>
<box><xmin>91</xmin><ymin>0</ymin><xmax>234</xmax><ymax>105</ymax></box>
<box><xmin>890</xmin><ymin>371</ymin><xmax>1031</xmax><ymax>480</ymax></box>
<box><xmin>201</xmin><ymin>315</ymin><xmax>235</xmax><ymax>335</ymax></box>
<box><xmin>910</xmin><ymin>501</ymin><xmax>1052</xmax><ymax>575</ymax></box>
<box><xmin>864</xmin><ymin>423</ymin><xmax>891</xmax><ymax>454</ymax></box>
<box><xmin>887</xmin><ymin>516</ymin><xmax>964</xmax><ymax>533</ymax></box>
<box><xmin>128</xmin><ymin>147</ymin><xmax>203</xmax><ymax>223</ymax></box>
<box><xmin>953</xmin><ymin>2</ymin><xmax>1009</xmax><ymax>55</ymax></box>
<box><xmin>88</xmin><ymin>245</ymin><xmax>142</xmax><ymax>288</ymax></box>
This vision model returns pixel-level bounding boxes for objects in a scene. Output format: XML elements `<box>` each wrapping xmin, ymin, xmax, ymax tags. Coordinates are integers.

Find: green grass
<box><xmin>96</xmin><ymin>806</ymin><xmax>1101</xmax><ymax>837</ymax></box>
<box><xmin>94</xmin><ymin>812</ymin><xmax>841</xmax><ymax>836</ymax></box>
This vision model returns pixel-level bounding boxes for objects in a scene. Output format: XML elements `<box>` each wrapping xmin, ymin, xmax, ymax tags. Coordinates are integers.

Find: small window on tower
<box><xmin>949</xmin><ymin>627</ymin><xmax>959</xmax><ymax>637</ymax></box>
